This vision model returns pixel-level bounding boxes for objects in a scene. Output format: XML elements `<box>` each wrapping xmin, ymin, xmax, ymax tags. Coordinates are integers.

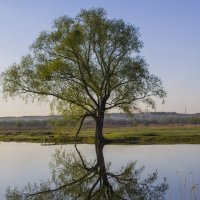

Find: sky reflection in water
<box><xmin>0</xmin><ymin>143</ymin><xmax>200</xmax><ymax>199</ymax></box>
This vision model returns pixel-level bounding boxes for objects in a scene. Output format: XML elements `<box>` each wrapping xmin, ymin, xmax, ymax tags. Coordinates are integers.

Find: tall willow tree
<box><xmin>1</xmin><ymin>8</ymin><xmax>166</xmax><ymax>143</ymax></box>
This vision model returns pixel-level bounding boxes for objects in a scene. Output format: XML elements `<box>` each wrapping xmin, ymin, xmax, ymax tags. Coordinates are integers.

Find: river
<box><xmin>0</xmin><ymin>142</ymin><xmax>199</xmax><ymax>199</ymax></box>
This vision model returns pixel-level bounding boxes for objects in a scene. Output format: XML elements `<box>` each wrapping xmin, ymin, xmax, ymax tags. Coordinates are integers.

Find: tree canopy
<box><xmin>1</xmin><ymin>8</ymin><xmax>166</xmax><ymax>143</ymax></box>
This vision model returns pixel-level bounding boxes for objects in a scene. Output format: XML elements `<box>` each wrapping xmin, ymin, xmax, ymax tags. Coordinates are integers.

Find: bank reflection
<box><xmin>6</xmin><ymin>143</ymin><xmax>168</xmax><ymax>200</ymax></box>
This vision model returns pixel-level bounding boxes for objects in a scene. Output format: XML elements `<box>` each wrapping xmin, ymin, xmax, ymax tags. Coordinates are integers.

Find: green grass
<box><xmin>1</xmin><ymin>125</ymin><xmax>200</xmax><ymax>144</ymax></box>
<box><xmin>103</xmin><ymin>125</ymin><xmax>200</xmax><ymax>144</ymax></box>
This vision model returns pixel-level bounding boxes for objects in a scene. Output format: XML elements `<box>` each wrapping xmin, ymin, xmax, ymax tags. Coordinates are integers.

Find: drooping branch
<box><xmin>74</xmin><ymin>113</ymin><xmax>93</xmax><ymax>144</ymax></box>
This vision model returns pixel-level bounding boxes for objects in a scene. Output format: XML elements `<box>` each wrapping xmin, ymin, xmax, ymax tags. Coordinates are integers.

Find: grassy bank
<box><xmin>1</xmin><ymin>125</ymin><xmax>200</xmax><ymax>144</ymax></box>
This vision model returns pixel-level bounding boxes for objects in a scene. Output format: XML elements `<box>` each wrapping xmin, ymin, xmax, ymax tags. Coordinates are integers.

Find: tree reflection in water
<box><xmin>6</xmin><ymin>143</ymin><xmax>168</xmax><ymax>200</ymax></box>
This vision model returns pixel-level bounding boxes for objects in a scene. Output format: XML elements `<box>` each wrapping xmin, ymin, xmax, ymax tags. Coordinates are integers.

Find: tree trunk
<box><xmin>95</xmin><ymin>110</ymin><xmax>105</xmax><ymax>143</ymax></box>
<box><xmin>95</xmin><ymin>143</ymin><xmax>113</xmax><ymax>197</ymax></box>
<box><xmin>95</xmin><ymin>99</ymin><xmax>112</xmax><ymax>144</ymax></box>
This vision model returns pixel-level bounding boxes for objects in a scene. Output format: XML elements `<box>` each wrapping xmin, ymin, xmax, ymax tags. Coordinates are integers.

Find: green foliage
<box><xmin>1</xmin><ymin>8</ymin><xmax>166</xmax><ymax>115</ymax></box>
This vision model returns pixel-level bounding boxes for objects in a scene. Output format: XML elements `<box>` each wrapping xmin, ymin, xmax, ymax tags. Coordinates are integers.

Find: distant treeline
<box><xmin>133</xmin><ymin>113</ymin><xmax>200</xmax><ymax>126</ymax></box>
<box><xmin>85</xmin><ymin>113</ymin><xmax>200</xmax><ymax>127</ymax></box>
<box><xmin>1</xmin><ymin>112</ymin><xmax>200</xmax><ymax>131</ymax></box>
<box><xmin>0</xmin><ymin>119</ymin><xmax>52</xmax><ymax>131</ymax></box>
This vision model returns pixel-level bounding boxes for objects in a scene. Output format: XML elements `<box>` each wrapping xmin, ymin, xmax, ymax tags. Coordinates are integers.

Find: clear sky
<box><xmin>0</xmin><ymin>0</ymin><xmax>200</xmax><ymax>116</ymax></box>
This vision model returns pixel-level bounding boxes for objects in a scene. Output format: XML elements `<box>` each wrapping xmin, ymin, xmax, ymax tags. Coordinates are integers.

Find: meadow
<box><xmin>1</xmin><ymin>125</ymin><xmax>200</xmax><ymax>144</ymax></box>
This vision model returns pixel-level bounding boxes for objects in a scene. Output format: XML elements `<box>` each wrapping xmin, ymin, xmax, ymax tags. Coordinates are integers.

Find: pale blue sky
<box><xmin>0</xmin><ymin>0</ymin><xmax>200</xmax><ymax>116</ymax></box>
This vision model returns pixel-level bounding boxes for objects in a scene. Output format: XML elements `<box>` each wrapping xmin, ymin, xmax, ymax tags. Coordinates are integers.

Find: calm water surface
<box><xmin>0</xmin><ymin>142</ymin><xmax>199</xmax><ymax>199</ymax></box>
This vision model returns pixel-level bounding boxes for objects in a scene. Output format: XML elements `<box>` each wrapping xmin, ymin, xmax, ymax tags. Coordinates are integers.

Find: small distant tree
<box><xmin>1</xmin><ymin>8</ymin><xmax>166</xmax><ymax>143</ymax></box>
